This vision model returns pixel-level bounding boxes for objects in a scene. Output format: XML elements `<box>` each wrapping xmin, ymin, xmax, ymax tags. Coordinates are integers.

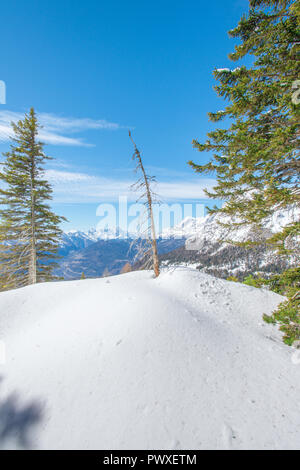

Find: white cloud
<box><xmin>0</xmin><ymin>110</ymin><xmax>122</xmax><ymax>147</ymax></box>
<box><xmin>38</xmin><ymin>113</ymin><xmax>121</xmax><ymax>132</ymax></box>
<box><xmin>45</xmin><ymin>169</ymin><xmax>94</xmax><ymax>183</ymax></box>
<box><xmin>156</xmin><ymin>181</ymin><xmax>213</xmax><ymax>200</ymax></box>
<box><xmin>0</xmin><ymin>124</ymin><xmax>12</xmax><ymax>142</ymax></box>
<box><xmin>46</xmin><ymin>169</ymin><xmax>216</xmax><ymax>203</ymax></box>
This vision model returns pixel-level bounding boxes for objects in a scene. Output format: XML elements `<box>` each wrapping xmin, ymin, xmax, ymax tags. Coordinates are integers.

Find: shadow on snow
<box><xmin>0</xmin><ymin>376</ymin><xmax>43</xmax><ymax>449</ymax></box>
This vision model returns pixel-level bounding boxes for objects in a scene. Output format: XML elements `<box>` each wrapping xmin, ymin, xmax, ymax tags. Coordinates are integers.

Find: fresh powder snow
<box><xmin>0</xmin><ymin>267</ymin><xmax>300</xmax><ymax>450</ymax></box>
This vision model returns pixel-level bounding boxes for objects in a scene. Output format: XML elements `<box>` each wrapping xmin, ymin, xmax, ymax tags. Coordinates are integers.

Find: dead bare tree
<box><xmin>120</xmin><ymin>262</ymin><xmax>132</xmax><ymax>274</ymax></box>
<box><xmin>129</xmin><ymin>130</ymin><xmax>160</xmax><ymax>277</ymax></box>
<box><xmin>0</xmin><ymin>227</ymin><xmax>32</xmax><ymax>291</ymax></box>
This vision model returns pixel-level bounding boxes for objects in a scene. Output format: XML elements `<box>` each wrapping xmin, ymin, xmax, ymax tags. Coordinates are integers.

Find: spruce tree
<box><xmin>0</xmin><ymin>108</ymin><xmax>66</xmax><ymax>291</ymax></box>
<box><xmin>189</xmin><ymin>0</ymin><xmax>299</xmax><ymax>254</ymax></box>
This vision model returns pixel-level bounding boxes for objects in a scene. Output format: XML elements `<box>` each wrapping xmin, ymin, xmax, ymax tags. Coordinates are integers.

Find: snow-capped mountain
<box><xmin>60</xmin><ymin>219</ymin><xmax>199</xmax><ymax>257</ymax></box>
<box><xmin>185</xmin><ymin>205</ymin><xmax>300</xmax><ymax>250</ymax></box>
<box><xmin>57</xmin><ymin>206</ymin><xmax>299</xmax><ymax>281</ymax></box>
<box><xmin>57</xmin><ymin>234</ymin><xmax>185</xmax><ymax>280</ymax></box>
<box><xmin>161</xmin><ymin>206</ymin><xmax>299</xmax><ymax>280</ymax></box>
<box><xmin>160</xmin><ymin>216</ymin><xmax>206</xmax><ymax>239</ymax></box>
<box><xmin>60</xmin><ymin>227</ymin><xmax>133</xmax><ymax>257</ymax></box>
<box><xmin>57</xmin><ymin>222</ymin><xmax>194</xmax><ymax>278</ymax></box>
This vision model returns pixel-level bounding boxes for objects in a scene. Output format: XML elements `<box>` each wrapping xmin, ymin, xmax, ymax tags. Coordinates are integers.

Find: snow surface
<box><xmin>0</xmin><ymin>267</ymin><xmax>300</xmax><ymax>450</ymax></box>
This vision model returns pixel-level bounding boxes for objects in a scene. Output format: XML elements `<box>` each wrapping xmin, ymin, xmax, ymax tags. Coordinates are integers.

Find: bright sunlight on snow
<box><xmin>0</xmin><ymin>268</ymin><xmax>300</xmax><ymax>450</ymax></box>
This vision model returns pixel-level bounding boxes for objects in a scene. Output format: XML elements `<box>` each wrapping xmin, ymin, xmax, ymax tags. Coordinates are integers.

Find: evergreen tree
<box><xmin>189</xmin><ymin>0</ymin><xmax>299</xmax><ymax>254</ymax></box>
<box><xmin>262</xmin><ymin>267</ymin><xmax>300</xmax><ymax>345</ymax></box>
<box><xmin>0</xmin><ymin>108</ymin><xmax>66</xmax><ymax>291</ymax></box>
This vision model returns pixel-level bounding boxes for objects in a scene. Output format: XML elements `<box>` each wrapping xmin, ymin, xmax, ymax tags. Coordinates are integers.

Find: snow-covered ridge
<box><xmin>62</xmin><ymin>226</ymin><xmax>132</xmax><ymax>244</ymax></box>
<box><xmin>1</xmin><ymin>267</ymin><xmax>300</xmax><ymax>450</ymax></box>
<box><xmin>185</xmin><ymin>206</ymin><xmax>300</xmax><ymax>250</ymax></box>
<box><xmin>159</xmin><ymin>216</ymin><xmax>206</xmax><ymax>239</ymax></box>
<box><xmin>58</xmin><ymin>206</ymin><xmax>299</xmax><ymax>280</ymax></box>
<box><xmin>159</xmin><ymin>206</ymin><xmax>299</xmax><ymax>280</ymax></box>
<box><xmin>63</xmin><ymin>206</ymin><xmax>299</xmax><ymax>246</ymax></box>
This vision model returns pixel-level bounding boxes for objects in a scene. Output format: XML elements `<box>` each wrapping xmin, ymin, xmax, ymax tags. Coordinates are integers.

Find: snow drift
<box><xmin>0</xmin><ymin>268</ymin><xmax>300</xmax><ymax>450</ymax></box>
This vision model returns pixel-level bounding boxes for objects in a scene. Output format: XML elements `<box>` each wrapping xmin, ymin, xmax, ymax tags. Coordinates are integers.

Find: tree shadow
<box><xmin>0</xmin><ymin>376</ymin><xmax>43</xmax><ymax>449</ymax></box>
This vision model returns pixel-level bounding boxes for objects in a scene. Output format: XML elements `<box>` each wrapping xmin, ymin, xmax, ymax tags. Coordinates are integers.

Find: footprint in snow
<box><xmin>187</xmin><ymin>309</ymin><xmax>200</xmax><ymax>323</ymax></box>
<box><xmin>222</xmin><ymin>423</ymin><xmax>238</xmax><ymax>449</ymax></box>
<box><xmin>170</xmin><ymin>439</ymin><xmax>181</xmax><ymax>450</ymax></box>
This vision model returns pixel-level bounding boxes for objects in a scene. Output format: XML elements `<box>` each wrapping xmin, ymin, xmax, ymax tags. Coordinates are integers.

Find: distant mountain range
<box><xmin>57</xmin><ymin>207</ymin><xmax>299</xmax><ymax>281</ymax></box>
<box><xmin>57</xmin><ymin>232</ymin><xmax>185</xmax><ymax>280</ymax></box>
<box><xmin>161</xmin><ymin>206</ymin><xmax>299</xmax><ymax>280</ymax></box>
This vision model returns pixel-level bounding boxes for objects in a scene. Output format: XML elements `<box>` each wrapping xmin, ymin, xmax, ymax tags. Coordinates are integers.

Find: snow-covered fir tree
<box><xmin>189</xmin><ymin>0</ymin><xmax>299</xmax><ymax>254</ymax></box>
<box><xmin>0</xmin><ymin>108</ymin><xmax>66</xmax><ymax>291</ymax></box>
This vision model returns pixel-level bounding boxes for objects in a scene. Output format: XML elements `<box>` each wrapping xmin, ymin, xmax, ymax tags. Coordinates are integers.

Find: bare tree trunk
<box><xmin>29</xmin><ymin>193</ymin><xmax>37</xmax><ymax>284</ymax></box>
<box><xmin>148</xmin><ymin>196</ymin><xmax>160</xmax><ymax>278</ymax></box>
<box><xmin>129</xmin><ymin>131</ymin><xmax>160</xmax><ymax>277</ymax></box>
<box><xmin>29</xmin><ymin>139</ymin><xmax>37</xmax><ymax>285</ymax></box>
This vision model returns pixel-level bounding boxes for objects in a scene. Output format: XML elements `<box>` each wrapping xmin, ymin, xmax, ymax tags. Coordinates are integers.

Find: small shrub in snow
<box><xmin>243</xmin><ymin>274</ymin><xmax>265</xmax><ymax>288</ymax></box>
<box><xmin>263</xmin><ymin>268</ymin><xmax>300</xmax><ymax>346</ymax></box>
<box><xmin>227</xmin><ymin>276</ymin><xmax>239</xmax><ymax>282</ymax></box>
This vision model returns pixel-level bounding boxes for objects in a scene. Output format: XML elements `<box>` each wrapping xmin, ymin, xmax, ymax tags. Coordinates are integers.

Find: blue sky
<box><xmin>0</xmin><ymin>0</ymin><xmax>249</xmax><ymax>231</ymax></box>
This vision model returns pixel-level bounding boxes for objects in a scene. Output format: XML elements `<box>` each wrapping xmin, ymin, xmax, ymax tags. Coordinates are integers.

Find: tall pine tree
<box><xmin>189</xmin><ymin>0</ymin><xmax>299</xmax><ymax>254</ymax></box>
<box><xmin>0</xmin><ymin>108</ymin><xmax>66</xmax><ymax>291</ymax></box>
